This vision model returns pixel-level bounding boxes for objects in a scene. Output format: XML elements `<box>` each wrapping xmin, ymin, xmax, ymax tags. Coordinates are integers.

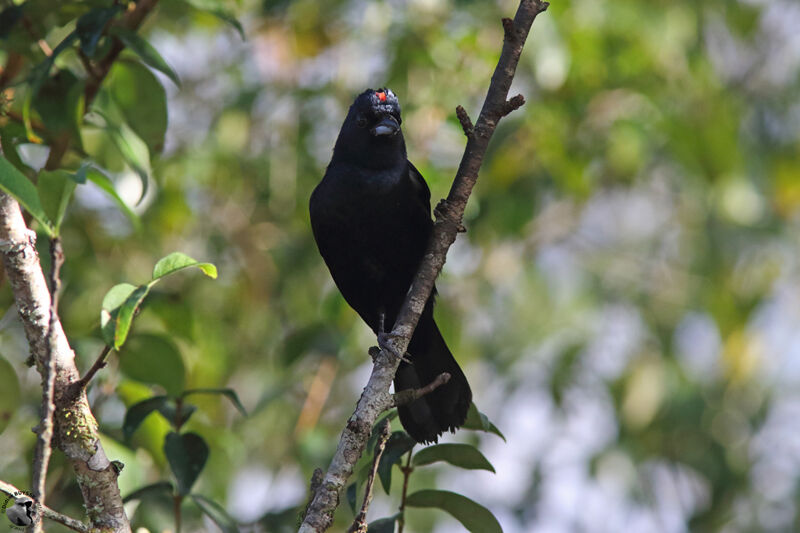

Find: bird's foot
<box><xmin>377</xmin><ymin>331</ymin><xmax>412</xmax><ymax>364</ymax></box>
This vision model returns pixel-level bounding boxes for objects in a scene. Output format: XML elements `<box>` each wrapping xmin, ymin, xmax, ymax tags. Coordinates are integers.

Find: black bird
<box><xmin>309</xmin><ymin>88</ymin><xmax>472</xmax><ymax>443</ymax></box>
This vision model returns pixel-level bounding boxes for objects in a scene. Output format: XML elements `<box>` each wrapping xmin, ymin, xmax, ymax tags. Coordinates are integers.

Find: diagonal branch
<box><xmin>298</xmin><ymin>1</ymin><xmax>549</xmax><ymax>531</ymax></box>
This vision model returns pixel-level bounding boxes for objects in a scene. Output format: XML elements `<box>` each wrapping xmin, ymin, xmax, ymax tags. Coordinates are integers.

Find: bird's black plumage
<box><xmin>309</xmin><ymin>88</ymin><xmax>472</xmax><ymax>443</ymax></box>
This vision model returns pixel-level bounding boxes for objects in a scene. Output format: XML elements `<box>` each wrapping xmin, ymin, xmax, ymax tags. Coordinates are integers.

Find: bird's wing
<box><xmin>407</xmin><ymin>161</ymin><xmax>432</xmax><ymax>215</ymax></box>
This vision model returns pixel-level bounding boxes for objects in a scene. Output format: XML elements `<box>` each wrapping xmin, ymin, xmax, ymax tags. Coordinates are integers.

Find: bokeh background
<box><xmin>2</xmin><ymin>0</ymin><xmax>800</xmax><ymax>531</ymax></box>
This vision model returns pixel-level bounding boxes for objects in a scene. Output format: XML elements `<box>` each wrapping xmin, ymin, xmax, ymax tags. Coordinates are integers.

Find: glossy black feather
<box><xmin>309</xmin><ymin>88</ymin><xmax>472</xmax><ymax>443</ymax></box>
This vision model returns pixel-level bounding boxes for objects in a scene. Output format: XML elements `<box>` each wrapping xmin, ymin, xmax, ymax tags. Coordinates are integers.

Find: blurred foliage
<box><xmin>2</xmin><ymin>0</ymin><xmax>800</xmax><ymax>532</ymax></box>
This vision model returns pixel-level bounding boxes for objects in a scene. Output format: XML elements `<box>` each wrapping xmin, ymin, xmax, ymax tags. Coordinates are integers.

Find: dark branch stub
<box><xmin>501</xmin><ymin>94</ymin><xmax>526</xmax><ymax>117</ymax></box>
<box><xmin>456</xmin><ymin>105</ymin><xmax>474</xmax><ymax>137</ymax></box>
<box><xmin>391</xmin><ymin>372</ymin><xmax>451</xmax><ymax>408</ymax></box>
<box><xmin>502</xmin><ymin>18</ymin><xmax>516</xmax><ymax>42</ymax></box>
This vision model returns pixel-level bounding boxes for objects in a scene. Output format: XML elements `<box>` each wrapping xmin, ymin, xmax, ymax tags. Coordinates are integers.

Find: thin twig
<box><xmin>73</xmin><ymin>345</ymin><xmax>112</xmax><ymax>394</ymax></box>
<box><xmin>1</xmin><ymin>479</ymin><xmax>89</xmax><ymax>533</ymax></box>
<box><xmin>348</xmin><ymin>419</ymin><xmax>392</xmax><ymax>533</ymax></box>
<box><xmin>173</xmin><ymin>494</ymin><xmax>182</xmax><ymax>533</ymax></box>
<box><xmin>390</xmin><ymin>372</ymin><xmax>451</xmax><ymax>408</ymax></box>
<box><xmin>396</xmin><ymin>451</ymin><xmax>413</xmax><ymax>533</ymax></box>
<box><xmin>298</xmin><ymin>2</ymin><xmax>549</xmax><ymax>531</ymax></box>
<box><xmin>30</xmin><ymin>237</ymin><xmax>63</xmax><ymax>532</ymax></box>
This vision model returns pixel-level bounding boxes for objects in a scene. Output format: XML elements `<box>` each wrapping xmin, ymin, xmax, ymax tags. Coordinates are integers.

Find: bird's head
<box><xmin>332</xmin><ymin>88</ymin><xmax>406</xmax><ymax>166</ymax></box>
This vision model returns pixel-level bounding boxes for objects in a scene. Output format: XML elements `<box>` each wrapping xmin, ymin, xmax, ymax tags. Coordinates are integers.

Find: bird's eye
<box><xmin>356</xmin><ymin>116</ymin><xmax>367</xmax><ymax>128</ymax></box>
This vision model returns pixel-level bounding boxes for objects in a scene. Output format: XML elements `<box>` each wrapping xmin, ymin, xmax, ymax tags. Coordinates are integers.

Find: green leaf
<box><xmin>33</xmin><ymin>69</ymin><xmax>85</xmax><ymax>146</ymax></box>
<box><xmin>346</xmin><ymin>483</ymin><xmax>357</xmax><ymax>515</ymax></box>
<box><xmin>102</xmin><ymin>283</ymin><xmax>138</xmax><ymax>311</ymax></box>
<box><xmin>0</xmin><ymin>356</ymin><xmax>21</xmax><ymax>435</ymax></box>
<box><xmin>0</xmin><ymin>123</ymin><xmax>29</xmax><ymax>172</ymax></box>
<box><xmin>191</xmin><ymin>494</ymin><xmax>240</xmax><ymax>533</ymax></box>
<box><xmin>378</xmin><ymin>431</ymin><xmax>415</xmax><ymax>494</ymax></box>
<box><xmin>152</xmin><ymin>252</ymin><xmax>218</xmax><ymax>280</ymax></box>
<box><xmin>76</xmin><ymin>6</ymin><xmax>121</xmax><ymax>56</ymax></box>
<box><xmin>83</xmin><ymin>167</ymin><xmax>142</xmax><ymax>230</ymax></box>
<box><xmin>182</xmin><ymin>388</ymin><xmax>247</xmax><ymax>416</ymax></box>
<box><xmin>107</xmin><ymin>121</ymin><xmax>150</xmax><ymax>202</ymax></box>
<box><xmin>109</xmin><ymin>27</ymin><xmax>181</xmax><ymax>86</ymax></box>
<box><xmin>104</xmin><ymin>59</ymin><xmax>169</xmax><ymax>153</ymax></box>
<box><xmin>119</xmin><ymin>333</ymin><xmax>185</xmax><ymax>395</ymax></box>
<box><xmin>122</xmin><ymin>395</ymin><xmax>168</xmax><ymax>441</ymax></box>
<box><xmin>181</xmin><ymin>0</ymin><xmax>245</xmax><ymax>39</ymax></box>
<box><xmin>85</xmin><ymin>110</ymin><xmax>150</xmax><ymax>203</ymax></box>
<box><xmin>0</xmin><ymin>155</ymin><xmax>54</xmax><ymax>235</ymax></box>
<box><xmin>37</xmin><ymin>169</ymin><xmax>76</xmax><ymax>232</ymax></box>
<box><xmin>462</xmin><ymin>403</ymin><xmax>505</xmax><ymax>441</ymax></box>
<box><xmin>123</xmin><ymin>481</ymin><xmax>174</xmax><ymax>503</ymax></box>
<box><xmin>367</xmin><ymin>515</ymin><xmax>399</xmax><ymax>533</ymax></box>
<box><xmin>22</xmin><ymin>31</ymin><xmax>79</xmax><ymax>142</ymax></box>
<box><xmin>164</xmin><ymin>431</ymin><xmax>209</xmax><ymax>496</ymax></box>
<box><xmin>405</xmin><ymin>490</ymin><xmax>502</xmax><ymax>533</ymax></box>
<box><xmin>413</xmin><ymin>443</ymin><xmax>495</xmax><ymax>472</ymax></box>
<box><xmin>114</xmin><ymin>284</ymin><xmax>151</xmax><ymax>349</ymax></box>
<box><xmin>101</xmin><ymin>282</ymin><xmax>136</xmax><ymax>346</ymax></box>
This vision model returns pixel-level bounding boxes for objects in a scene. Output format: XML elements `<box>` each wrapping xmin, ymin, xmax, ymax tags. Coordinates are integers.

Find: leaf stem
<box><xmin>397</xmin><ymin>450</ymin><xmax>414</xmax><ymax>533</ymax></box>
<box><xmin>174</xmin><ymin>494</ymin><xmax>183</xmax><ymax>533</ymax></box>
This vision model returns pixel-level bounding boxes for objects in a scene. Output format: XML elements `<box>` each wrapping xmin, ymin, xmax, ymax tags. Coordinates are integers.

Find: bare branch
<box><xmin>0</xmin><ymin>479</ymin><xmax>90</xmax><ymax>533</ymax></box>
<box><xmin>348</xmin><ymin>419</ymin><xmax>392</xmax><ymax>533</ymax></box>
<box><xmin>390</xmin><ymin>373</ymin><xmax>451</xmax><ymax>408</ymax></box>
<box><xmin>30</xmin><ymin>237</ymin><xmax>64</xmax><ymax>533</ymax></box>
<box><xmin>298</xmin><ymin>1</ymin><xmax>548</xmax><ymax>531</ymax></box>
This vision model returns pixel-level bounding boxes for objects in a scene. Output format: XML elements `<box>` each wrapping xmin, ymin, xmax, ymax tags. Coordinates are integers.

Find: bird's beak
<box><xmin>371</xmin><ymin>115</ymin><xmax>400</xmax><ymax>136</ymax></box>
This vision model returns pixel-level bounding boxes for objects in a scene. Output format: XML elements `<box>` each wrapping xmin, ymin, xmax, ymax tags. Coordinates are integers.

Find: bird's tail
<box><xmin>394</xmin><ymin>311</ymin><xmax>472</xmax><ymax>444</ymax></box>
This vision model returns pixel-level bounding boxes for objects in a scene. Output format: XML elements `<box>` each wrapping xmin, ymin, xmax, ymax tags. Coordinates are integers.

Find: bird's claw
<box><xmin>377</xmin><ymin>332</ymin><xmax>412</xmax><ymax>364</ymax></box>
